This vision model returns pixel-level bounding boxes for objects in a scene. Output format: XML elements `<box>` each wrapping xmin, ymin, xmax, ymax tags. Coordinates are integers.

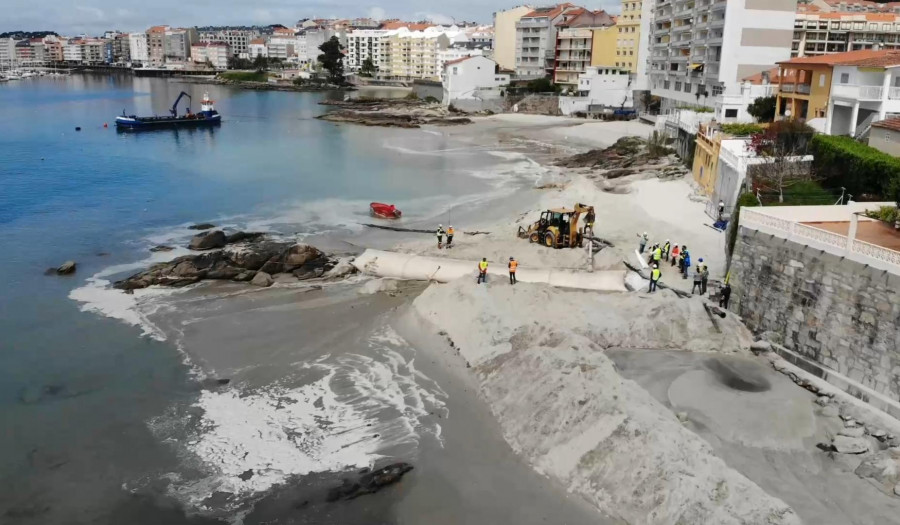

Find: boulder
<box><xmin>839</xmin><ymin>426</ymin><xmax>866</xmax><ymax>438</ymax></box>
<box><xmin>225</xmin><ymin>231</ymin><xmax>265</xmax><ymax>244</ymax></box>
<box><xmin>750</xmin><ymin>340</ymin><xmax>772</xmax><ymax>354</ymax></box>
<box><xmin>188</xmin><ymin>223</ymin><xmax>216</xmax><ymax>230</ymax></box>
<box><xmin>56</xmin><ymin>261</ymin><xmax>77</xmax><ymax>275</ymax></box>
<box><xmin>206</xmin><ymin>261</ymin><xmax>242</xmax><ymax>280</ymax></box>
<box><xmin>833</xmin><ymin>435</ymin><xmax>870</xmax><ymax>454</ymax></box>
<box><xmin>189</xmin><ymin>230</ymin><xmax>227</xmax><ymax>251</ymax></box>
<box><xmin>227</xmin><ymin>241</ymin><xmax>291</xmax><ymax>270</ymax></box>
<box><xmin>283</xmin><ymin>244</ymin><xmax>324</xmax><ymax>268</ymax></box>
<box><xmin>250</xmin><ymin>272</ymin><xmax>274</xmax><ymax>287</ymax></box>
<box><xmin>327</xmin><ymin>462</ymin><xmax>413</xmax><ymax>501</ymax></box>
<box><xmin>233</xmin><ymin>271</ymin><xmax>256</xmax><ymax>282</ymax></box>
<box><xmin>150</xmin><ymin>245</ymin><xmax>174</xmax><ymax>252</ymax></box>
<box><xmin>815</xmin><ymin>396</ymin><xmax>830</xmax><ymax>406</ymax></box>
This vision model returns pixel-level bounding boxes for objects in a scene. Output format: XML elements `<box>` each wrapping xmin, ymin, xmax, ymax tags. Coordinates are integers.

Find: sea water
<box><xmin>0</xmin><ymin>74</ymin><xmax>581</xmax><ymax>524</ymax></box>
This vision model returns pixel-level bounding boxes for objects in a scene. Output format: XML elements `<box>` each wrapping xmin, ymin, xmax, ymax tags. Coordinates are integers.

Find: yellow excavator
<box><xmin>517</xmin><ymin>203</ymin><xmax>595</xmax><ymax>249</ymax></box>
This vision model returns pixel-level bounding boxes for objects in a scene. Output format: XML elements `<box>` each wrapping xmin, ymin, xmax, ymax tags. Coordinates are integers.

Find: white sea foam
<box><xmin>158</xmin><ymin>327</ymin><xmax>447</xmax><ymax>513</ymax></box>
<box><xmin>68</xmin><ymin>248</ymin><xmax>194</xmax><ymax>341</ymax></box>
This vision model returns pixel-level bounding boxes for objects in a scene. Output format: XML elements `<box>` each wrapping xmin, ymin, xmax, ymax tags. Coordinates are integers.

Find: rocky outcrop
<box><xmin>189</xmin><ymin>230</ymin><xmax>227</xmax><ymax>251</ymax></box>
<box><xmin>114</xmin><ymin>235</ymin><xmax>347</xmax><ymax>290</ymax></box>
<box><xmin>56</xmin><ymin>261</ymin><xmax>77</xmax><ymax>275</ymax></box>
<box><xmin>188</xmin><ymin>223</ymin><xmax>216</xmax><ymax>230</ymax></box>
<box><xmin>317</xmin><ymin>99</ymin><xmax>471</xmax><ymax>128</ymax></box>
<box><xmin>326</xmin><ymin>463</ymin><xmax>414</xmax><ymax>502</ymax></box>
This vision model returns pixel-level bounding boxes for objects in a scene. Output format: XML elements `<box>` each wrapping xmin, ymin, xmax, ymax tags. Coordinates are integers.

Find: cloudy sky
<box><xmin>1</xmin><ymin>0</ymin><xmax>620</xmax><ymax>35</ymax></box>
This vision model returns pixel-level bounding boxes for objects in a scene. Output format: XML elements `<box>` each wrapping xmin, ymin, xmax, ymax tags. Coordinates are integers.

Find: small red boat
<box><xmin>370</xmin><ymin>202</ymin><xmax>402</xmax><ymax>219</ymax></box>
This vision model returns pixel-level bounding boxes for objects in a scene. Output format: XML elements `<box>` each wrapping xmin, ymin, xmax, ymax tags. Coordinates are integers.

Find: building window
<box><xmin>725</xmin><ymin>108</ymin><xmax>738</xmax><ymax>118</ymax></box>
<box><xmin>819</xmin><ymin>74</ymin><xmax>826</xmax><ymax>87</ymax></box>
<box><xmin>840</xmin><ymin>72</ymin><xmax>849</xmax><ymax>83</ymax></box>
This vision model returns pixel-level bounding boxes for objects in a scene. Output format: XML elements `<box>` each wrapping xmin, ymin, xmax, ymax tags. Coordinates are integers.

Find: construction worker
<box><xmin>692</xmin><ymin>266</ymin><xmax>703</xmax><ymax>294</ymax></box>
<box><xmin>663</xmin><ymin>240</ymin><xmax>671</xmax><ymax>261</ymax></box>
<box><xmin>670</xmin><ymin>243</ymin><xmax>680</xmax><ymax>267</ymax></box>
<box><xmin>652</xmin><ymin>244</ymin><xmax>662</xmax><ymax>265</ymax></box>
<box><xmin>637</xmin><ymin>231</ymin><xmax>649</xmax><ymax>253</ymax></box>
<box><xmin>584</xmin><ymin>209</ymin><xmax>596</xmax><ymax>236</ymax></box>
<box><xmin>446</xmin><ymin>225</ymin><xmax>455</xmax><ymax>249</ymax></box>
<box><xmin>718</xmin><ymin>200</ymin><xmax>726</xmax><ymax>221</ymax></box>
<box><xmin>649</xmin><ymin>263</ymin><xmax>661</xmax><ymax>293</ymax></box>
<box><xmin>698</xmin><ymin>258</ymin><xmax>709</xmax><ymax>294</ymax></box>
<box><xmin>720</xmin><ymin>282</ymin><xmax>732</xmax><ymax>309</ymax></box>
<box><xmin>682</xmin><ymin>248</ymin><xmax>691</xmax><ymax>279</ymax></box>
<box><xmin>508</xmin><ymin>257</ymin><xmax>518</xmax><ymax>284</ymax></box>
<box><xmin>477</xmin><ymin>257</ymin><xmax>489</xmax><ymax>284</ymax></box>
<box><xmin>647</xmin><ymin>243</ymin><xmax>657</xmax><ymax>265</ymax></box>
<box><xmin>436</xmin><ymin>224</ymin><xmax>445</xmax><ymax>249</ymax></box>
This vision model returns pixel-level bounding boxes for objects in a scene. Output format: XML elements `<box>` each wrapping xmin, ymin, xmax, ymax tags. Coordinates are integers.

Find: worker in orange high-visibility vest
<box><xmin>446</xmin><ymin>225</ymin><xmax>455</xmax><ymax>249</ymax></box>
<box><xmin>477</xmin><ymin>258</ymin><xmax>489</xmax><ymax>284</ymax></box>
<box><xmin>508</xmin><ymin>257</ymin><xmax>518</xmax><ymax>284</ymax></box>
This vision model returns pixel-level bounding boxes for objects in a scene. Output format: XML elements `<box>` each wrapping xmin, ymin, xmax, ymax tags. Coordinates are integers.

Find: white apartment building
<box><xmin>191</xmin><ymin>42</ymin><xmax>230</xmax><ymax>69</ymax></box>
<box><xmin>346</xmin><ymin>30</ymin><xmax>390</xmax><ymax>72</ymax></box>
<box><xmin>267</xmin><ymin>36</ymin><xmax>296</xmax><ymax>60</ymax></box>
<box><xmin>198</xmin><ymin>29</ymin><xmax>259</xmax><ymax>57</ymax></box>
<box><xmin>128</xmin><ymin>33</ymin><xmax>149</xmax><ymax>65</ymax></box>
<box><xmin>649</xmin><ymin>0</ymin><xmax>798</xmax><ymax>119</ymax></box>
<box><xmin>515</xmin><ymin>3</ymin><xmax>581</xmax><ymax>79</ymax></box>
<box><xmin>442</xmin><ymin>55</ymin><xmax>510</xmax><ymax>103</ymax></box>
<box><xmin>0</xmin><ymin>38</ymin><xmax>17</xmax><ymax>68</ymax></box>
<box><xmin>792</xmin><ymin>12</ymin><xmax>900</xmax><ymax>58</ymax></box>
<box><xmin>494</xmin><ymin>5</ymin><xmax>535</xmax><ymax>71</ymax></box>
<box><xmin>63</xmin><ymin>41</ymin><xmax>83</xmax><ymax>63</ymax></box>
<box><xmin>825</xmin><ymin>53</ymin><xmax>900</xmax><ymax>136</ymax></box>
<box><xmin>165</xmin><ymin>28</ymin><xmax>198</xmax><ymax>64</ymax></box>
<box><xmin>249</xmin><ymin>39</ymin><xmax>268</xmax><ymax>58</ymax></box>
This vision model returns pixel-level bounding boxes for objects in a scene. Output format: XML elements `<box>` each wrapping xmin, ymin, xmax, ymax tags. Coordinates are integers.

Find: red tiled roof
<box><xmin>379</xmin><ymin>21</ymin><xmax>434</xmax><ymax>30</ymax></box>
<box><xmin>777</xmin><ymin>49</ymin><xmax>894</xmax><ymax>66</ymax></box>
<box><xmin>838</xmin><ymin>51</ymin><xmax>900</xmax><ymax>66</ymax></box>
<box><xmin>742</xmin><ymin>66</ymin><xmax>797</xmax><ymax>84</ymax></box>
<box><xmin>523</xmin><ymin>3</ymin><xmax>576</xmax><ymax>20</ymax></box>
<box><xmin>250</xmin><ymin>38</ymin><xmax>266</xmax><ymax>45</ymax></box>
<box><xmin>872</xmin><ymin>116</ymin><xmax>900</xmax><ymax>131</ymax></box>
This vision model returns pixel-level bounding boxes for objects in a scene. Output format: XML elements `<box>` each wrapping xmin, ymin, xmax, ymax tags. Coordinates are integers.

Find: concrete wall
<box><xmin>413</xmin><ymin>80</ymin><xmax>443</xmax><ymax>101</ymax></box>
<box><xmin>869</xmin><ymin>126</ymin><xmax>900</xmax><ymax>156</ymax></box>
<box><xmin>730</xmin><ymin>228</ymin><xmax>900</xmax><ymax>401</ymax></box>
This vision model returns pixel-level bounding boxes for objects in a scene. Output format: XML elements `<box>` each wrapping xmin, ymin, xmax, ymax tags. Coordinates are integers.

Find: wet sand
<box><xmin>607</xmin><ymin>349</ymin><xmax>900</xmax><ymax>524</ymax></box>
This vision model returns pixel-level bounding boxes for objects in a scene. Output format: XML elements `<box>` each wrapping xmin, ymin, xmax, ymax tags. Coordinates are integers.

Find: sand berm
<box><xmin>407</xmin><ymin>277</ymin><xmax>801</xmax><ymax>525</ymax></box>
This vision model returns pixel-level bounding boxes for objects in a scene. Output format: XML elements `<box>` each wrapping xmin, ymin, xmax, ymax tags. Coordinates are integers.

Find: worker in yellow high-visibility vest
<box><xmin>649</xmin><ymin>264</ymin><xmax>661</xmax><ymax>293</ymax></box>
<box><xmin>477</xmin><ymin>258</ymin><xmax>488</xmax><ymax>284</ymax></box>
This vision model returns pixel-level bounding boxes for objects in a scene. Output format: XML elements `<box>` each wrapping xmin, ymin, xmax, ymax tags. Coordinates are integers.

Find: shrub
<box><xmin>675</xmin><ymin>105</ymin><xmax>713</xmax><ymax>113</ymax></box>
<box><xmin>404</xmin><ymin>91</ymin><xmax>419</xmax><ymax>100</ymax></box>
<box><xmin>423</xmin><ymin>96</ymin><xmax>440</xmax><ymax>104</ymax></box>
<box><xmin>720</xmin><ymin>123</ymin><xmax>764</xmax><ymax>136</ymax></box>
<box><xmin>219</xmin><ymin>71</ymin><xmax>268</xmax><ymax>82</ymax></box>
<box><xmin>747</xmin><ymin>96</ymin><xmax>776</xmax><ymax>122</ymax></box>
<box><xmin>647</xmin><ymin>130</ymin><xmax>670</xmax><ymax>159</ymax></box>
<box><xmin>809</xmin><ymin>134</ymin><xmax>900</xmax><ymax>201</ymax></box>
<box><xmin>865</xmin><ymin>205</ymin><xmax>900</xmax><ymax>224</ymax></box>
<box><xmin>526</xmin><ymin>77</ymin><xmax>561</xmax><ymax>94</ymax></box>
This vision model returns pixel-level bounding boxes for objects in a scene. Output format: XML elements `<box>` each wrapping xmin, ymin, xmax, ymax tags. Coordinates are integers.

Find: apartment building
<box><xmin>0</xmin><ymin>38</ymin><xmax>17</xmax><ymax>68</ymax></box>
<box><xmin>267</xmin><ymin>35</ymin><xmax>297</xmax><ymax>60</ymax></box>
<box><xmin>198</xmin><ymin>29</ymin><xmax>259</xmax><ymax>58</ymax></box>
<box><xmin>249</xmin><ymin>38</ymin><xmax>267</xmax><ymax>58</ymax></box>
<box><xmin>111</xmin><ymin>34</ymin><xmax>130</xmax><ymax>64</ymax></box>
<box><xmin>616</xmin><ymin>0</ymin><xmax>643</xmax><ymax>72</ymax></box>
<box><xmin>792</xmin><ymin>11</ymin><xmax>900</xmax><ymax>58</ymax></box>
<box><xmin>346</xmin><ymin>30</ymin><xmax>390</xmax><ymax>71</ymax></box>
<box><xmin>648</xmin><ymin>0</ymin><xmax>798</xmax><ymax>119</ymax></box>
<box><xmin>15</xmin><ymin>40</ymin><xmax>36</xmax><ymax>66</ymax></box>
<box><xmin>553</xmin><ymin>10</ymin><xmax>615</xmax><ymax>90</ymax></box>
<box><xmin>43</xmin><ymin>37</ymin><xmax>63</xmax><ymax>63</ymax></box>
<box><xmin>147</xmin><ymin>26</ymin><xmax>168</xmax><ymax>66</ymax></box>
<box><xmin>129</xmin><ymin>32</ymin><xmax>149</xmax><ymax>65</ymax></box>
<box><xmin>825</xmin><ymin>50</ymin><xmax>900</xmax><ymax>135</ymax></box>
<box><xmin>165</xmin><ymin>28</ymin><xmax>198</xmax><ymax>64</ymax></box>
<box><xmin>515</xmin><ymin>3</ymin><xmax>581</xmax><ymax>79</ymax></box>
<box><xmin>191</xmin><ymin>42</ymin><xmax>230</xmax><ymax>69</ymax></box>
<box><xmin>63</xmin><ymin>40</ymin><xmax>83</xmax><ymax>63</ymax></box>
<box><xmin>382</xmin><ymin>29</ymin><xmax>451</xmax><ymax>81</ymax></box>
<box><xmin>591</xmin><ymin>23</ymin><xmax>619</xmax><ymax>66</ymax></box>
<box><xmin>493</xmin><ymin>5</ymin><xmax>534</xmax><ymax>71</ymax></box>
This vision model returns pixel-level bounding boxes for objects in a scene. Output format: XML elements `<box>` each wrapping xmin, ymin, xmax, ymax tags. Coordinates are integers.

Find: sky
<box><xmin>1</xmin><ymin>0</ymin><xmax>621</xmax><ymax>35</ymax></box>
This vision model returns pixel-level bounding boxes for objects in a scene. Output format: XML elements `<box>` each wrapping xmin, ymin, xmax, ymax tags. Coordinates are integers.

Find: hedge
<box><xmin>720</xmin><ymin>123</ymin><xmax>764</xmax><ymax>136</ymax></box>
<box><xmin>810</xmin><ymin>134</ymin><xmax>900</xmax><ymax>203</ymax></box>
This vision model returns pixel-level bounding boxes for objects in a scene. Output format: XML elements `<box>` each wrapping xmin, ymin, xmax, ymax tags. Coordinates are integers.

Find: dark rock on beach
<box><xmin>55</xmin><ymin>261</ymin><xmax>77</xmax><ymax>275</ymax></box>
<box><xmin>150</xmin><ymin>245</ymin><xmax>175</xmax><ymax>252</ymax></box>
<box><xmin>326</xmin><ymin>462</ymin><xmax>414</xmax><ymax>502</ymax></box>
<box><xmin>188</xmin><ymin>223</ymin><xmax>216</xmax><ymax>230</ymax></box>
<box><xmin>317</xmin><ymin>98</ymin><xmax>472</xmax><ymax>128</ymax></box>
<box><xmin>114</xmin><ymin>234</ymin><xmax>338</xmax><ymax>290</ymax></box>
<box><xmin>189</xmin><ymin>230</ymin><xmax>227</xmax><ymax>251</ymax></box>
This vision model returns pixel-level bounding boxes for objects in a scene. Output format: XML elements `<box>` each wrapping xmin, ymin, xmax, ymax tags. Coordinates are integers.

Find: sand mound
<box><xmin>412</xmin><ymin>279</ymin><xmax>798</xmax><ymax>525</ymax></box>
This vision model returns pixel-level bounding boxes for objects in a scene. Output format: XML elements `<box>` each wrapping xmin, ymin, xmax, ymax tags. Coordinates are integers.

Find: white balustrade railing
<box><xmin>740</xmin><ymin>208</ymin><xmax>900</xmax><ymax>275</ymax></box>
<box><xmin>890</xmin><ymin>87</ymin><xmax>900</xmax><ymax>100</ymax></box>
<box><xmin>860</xmin><ymin>85</ymin><xmax>884</xmax><ymax>100</ymax></box>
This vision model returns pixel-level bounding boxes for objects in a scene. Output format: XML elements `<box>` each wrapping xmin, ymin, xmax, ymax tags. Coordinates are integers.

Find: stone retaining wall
<box><xmin>731</xmin><ymin>227</ymin><xmax>900</xmax><ymax>401</ymax></box>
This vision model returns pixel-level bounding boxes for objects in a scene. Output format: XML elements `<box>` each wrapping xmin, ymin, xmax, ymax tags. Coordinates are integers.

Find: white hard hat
<box><xmin>439</xmin><ymin>224</ymin><xmax>442</xmax><ymax>227</ymax></box>
<box><xmin>449</xmin><ymin>225</ymin><xmax>453</xmax><ymax>228</ymax></box>
<box><xmin>643</xmin><ymin>231</ymin><xmax>647</xmax><ymax>235</ymax></box>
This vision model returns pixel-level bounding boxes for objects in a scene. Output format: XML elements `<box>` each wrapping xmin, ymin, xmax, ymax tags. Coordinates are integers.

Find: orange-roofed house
<box><xmin>514</xmin><ymin>3</ymin><xmax>582</xmax><ymax>79</ymax></box>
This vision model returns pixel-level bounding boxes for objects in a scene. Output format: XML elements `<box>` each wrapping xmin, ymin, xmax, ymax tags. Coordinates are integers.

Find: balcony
<box><xmin>890</xmin><ymin>87</ymin><xmax>900</xmax><ymax>100</ymax></box>
<box><xmin>832</xmin><ymin>84</ymin><xmax>884</xmax><ymax>101</ymax></box>
<box><xmin>710</xmin><ymin>18</ymin><xmax>725</xmax><ymax>28</ymax></box>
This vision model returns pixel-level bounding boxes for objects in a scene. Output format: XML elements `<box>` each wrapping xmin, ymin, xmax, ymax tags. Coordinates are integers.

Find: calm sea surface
<box><xmin>0</xmin><ymin>74</ymin><xmax>508</xmax><ymax>523</ymax></box>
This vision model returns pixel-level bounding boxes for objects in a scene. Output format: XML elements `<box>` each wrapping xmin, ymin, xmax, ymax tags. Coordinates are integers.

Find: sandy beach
<box><xmin>72</xmin><ymin>112</ymin><xmax>900</xmax><ymax>524</ymax></box>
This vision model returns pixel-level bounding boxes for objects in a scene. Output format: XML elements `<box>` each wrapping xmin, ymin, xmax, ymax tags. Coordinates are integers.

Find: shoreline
<box><xmin>175</xmin><ymin>76</ymin><xmax>355</xmax><ymax>92</ymax></box>
<box><xmin>65</xmin><ymin>112</ymin><xmax>900</xmax><ymax>524</ymax></box>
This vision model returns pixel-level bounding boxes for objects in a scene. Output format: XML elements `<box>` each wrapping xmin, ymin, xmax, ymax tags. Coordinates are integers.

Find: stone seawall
<box><xmin>731</xmin><ymin>227</ymin><xmax>900</xmax><ymax>401</ymax></box>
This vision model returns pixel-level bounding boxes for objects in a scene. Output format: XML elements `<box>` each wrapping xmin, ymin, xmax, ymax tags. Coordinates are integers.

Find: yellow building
<box><xmin>382</xmin><ymin>31</ymin><xmax>450</xmax><ymax>81</ymax></box>
<box><xmin>692</xmin><ymin>124</ymin><xmax>721</xmax><ymax>196</ymax></box>
<box><xmin>591</xmin><ymin>24</ymin><xmax>617</xmax><ymax>67</ymax></box>
<box><xmin>615</xmin><ymin>0</ymin><xmax>641</xmax><ymax>72</ymax></box>
<box><xmin>492</xmin><ymin>5</ymin><xmax>533</xmax><ymax>72</ymax></box>
<box><xmin>776</xmin><ymin>49</ymin><xmax>892</xmax><ymax>121</ymax></box>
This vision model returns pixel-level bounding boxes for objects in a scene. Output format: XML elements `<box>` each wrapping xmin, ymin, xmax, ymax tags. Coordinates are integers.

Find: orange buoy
<box><xmin>103</xmin><ymin>123</ymin><xmax>108</xmax><ymax>128</ymax></box>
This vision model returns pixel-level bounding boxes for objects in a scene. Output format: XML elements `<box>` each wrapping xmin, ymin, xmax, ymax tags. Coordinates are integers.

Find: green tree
<box><xmin>253</xmin><ymin>53</ymin><xmax>267</xmax><ymax>71</ymax></box>
<box><xmin>360</xmin><ymin>56</ymin><xmax>376</xmax><ymax>77</ymax></box>
<box><xmin>747</xmin><ymin>95</ymin><xmax>776</xmax><ymax>122</ymax></box>
<box><xmin>318</xmin><ymin>36</ymin><xmax>345</xmax><ymax>84</ymax></box>
<box><xmin>525</xmin><ymin>76</ymin><xmax>560</xmax><ymax>93</ymax></box>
